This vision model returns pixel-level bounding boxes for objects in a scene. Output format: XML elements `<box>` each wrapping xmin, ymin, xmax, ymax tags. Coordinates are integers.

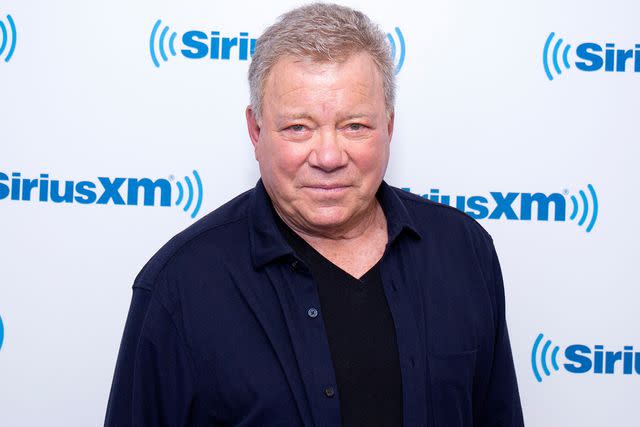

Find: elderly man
<box><xmin>105</xmin><ymin>3</ymin><xmax>524</xmax><ymax>426</ymax></box>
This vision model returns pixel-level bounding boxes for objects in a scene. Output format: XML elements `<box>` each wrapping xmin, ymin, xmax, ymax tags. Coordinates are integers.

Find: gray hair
<box><xmin>248</xmin><ymin>2</ymin><xmax>395</xmax><ymax>122</ymax></box>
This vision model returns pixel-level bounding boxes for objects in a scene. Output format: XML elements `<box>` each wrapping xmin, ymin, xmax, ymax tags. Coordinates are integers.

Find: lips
<box><xmin>303</xmin><ymin>184</ymin><xmax>350</xmax><ymax>191</ymax></box>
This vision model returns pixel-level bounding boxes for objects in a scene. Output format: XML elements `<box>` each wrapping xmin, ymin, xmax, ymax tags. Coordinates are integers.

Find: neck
<box><xmin>273</xmin><ymin>199</ymin><xmax>389</xmax><ymax>279</ymax></box>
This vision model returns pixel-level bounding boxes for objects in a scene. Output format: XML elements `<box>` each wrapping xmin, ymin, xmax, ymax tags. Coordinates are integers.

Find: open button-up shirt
<box><xmin>105</xmin><ymin>179</ymin><xmax>524</xmax><ymax>427</ymax></box>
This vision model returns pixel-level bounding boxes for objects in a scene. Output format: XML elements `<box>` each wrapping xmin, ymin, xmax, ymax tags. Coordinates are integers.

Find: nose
<box><xmin>308</xmin><ymin>128</ymin><xmax>348</xmax><ymax>172</ymax></box>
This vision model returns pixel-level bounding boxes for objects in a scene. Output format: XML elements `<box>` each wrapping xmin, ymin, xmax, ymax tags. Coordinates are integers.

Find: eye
<box><xmin>347</xmin><ymin>123</ymin><xmax>366</xmax><ymax>131</ymax></box>
<box><xmin>281</xmin><ymin>123</ymin><xmax>312</xmax><ymax>141</ymax></box>
<box><xmin>287</xmin><ymin>124</ymin><xmax>306</xmax><ymax>132</ymax></box>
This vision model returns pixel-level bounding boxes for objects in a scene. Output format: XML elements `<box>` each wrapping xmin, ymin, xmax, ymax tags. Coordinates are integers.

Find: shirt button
<box><xmin>307</xmin><ymin>307</ymin><xmax>318</xmax><ymax>318</ymax></box>
<box><xmin>324</xmin><ymin>386</ymin><xmax>335</xmax><ymax>398</ymax></box>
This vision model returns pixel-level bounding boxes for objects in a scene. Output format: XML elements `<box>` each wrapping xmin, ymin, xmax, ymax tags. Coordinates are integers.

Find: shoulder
<box><xmin>133</xmin><ymin>187</ymin><xmax>254</xmax><ymax>291</ymax></box>
<box><xmin>389</xmin><ymin>185</ymin><xmax>498</xmax><ymax>281</ymax></box>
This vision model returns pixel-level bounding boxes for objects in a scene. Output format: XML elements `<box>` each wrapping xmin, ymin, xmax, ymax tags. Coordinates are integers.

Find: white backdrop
<box><xmin>1</xmin><ymin>0</ymin><xmax>639</xmax><ymax>426</ymax></box>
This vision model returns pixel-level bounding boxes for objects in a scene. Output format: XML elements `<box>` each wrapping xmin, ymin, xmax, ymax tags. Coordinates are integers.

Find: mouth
<box><xmin>302</xmin><ymin>184</ymin><xmax>350</xmax><ymax>193</ymax></box>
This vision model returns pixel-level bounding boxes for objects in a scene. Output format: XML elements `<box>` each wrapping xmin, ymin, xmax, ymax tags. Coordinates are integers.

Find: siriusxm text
<box><xmin>565</xmin><ymin>344</ymin><xmax>639</xmax><ymax>375</ymax></box>
<box><xmin>0</xmin><ymin>172</ymin><xmax>171</xmax><ymax>206</ymax></box>
<box><xmin>182</xmin><ymin>31</ymin><xmax>256</xmax><ymax>60</ymax></box>
<box><xmin>402</xmin><ymin>188</ymin><xmax>565</xmax><ymax>221</ymax></box>
<box><xmin>575</xmin><ymin>42</ymin><xmax>640</xmax><ymax>72</ymax></box>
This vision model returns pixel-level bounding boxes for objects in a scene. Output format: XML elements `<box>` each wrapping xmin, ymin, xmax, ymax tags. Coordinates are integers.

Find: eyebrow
<box><xmin>277</xmin><ymin>113</ymin><xmax>314</xmax><ymax>121</ymax></box>
<box><xmin>340</xmin><ymin>113</ymin><xmax>370</xmax><ymax>120</ymax></box>
<box><xmin>276</xmin><ymin>112</ymin><xmax>373</xmax><ymax>121</ymax></box>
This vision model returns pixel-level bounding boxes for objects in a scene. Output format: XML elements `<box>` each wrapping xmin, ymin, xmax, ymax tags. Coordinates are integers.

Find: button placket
<box><xmin>280</xmin><ymin>260</ymin><xmax>342</xmax><ymax>424</ymax></box>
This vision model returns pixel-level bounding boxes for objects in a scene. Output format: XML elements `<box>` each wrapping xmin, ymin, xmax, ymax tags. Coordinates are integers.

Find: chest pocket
<box><xmin>427</xmin><ymin>349</ymin><xmax>477</xmax><ymax>427</ymax></box>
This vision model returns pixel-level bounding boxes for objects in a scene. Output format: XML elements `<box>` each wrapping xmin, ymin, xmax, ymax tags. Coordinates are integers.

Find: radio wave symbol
<box><xmin>531</xmin><ymin>333</ymin><xmax>560</xmax><ymax>383</ymax></box>
<box><xmin>0</xmin><ymin>14</ymin><xmax>17</xmax><ymax>63</ymax></box>
<box><xmin>174</xmin><ymin>170</ymin><xmax>203</xmax><ymax>219</ymax></box>
<box><xmin>568</xmin><ymin>184</ymin><xmax>598</xmax><ymax>233</ymax></box>
<box><xmin>543</xmin><ymin>32</ymin><xmax>571</xmax><ymax>81</ymax></box>
<box><xmin>150</xmin><ymin>19</ymin><xmax>178</xmax><ymax>68</ymax></box>
<box><xmin>0</xmin><ymin>314</ymin><xmax>4</xmax><ymax>351</ymax></box>
<box><xmin>386</xmin><ymin>27</ymin><xmax>405</xmax><ymax>75</ymax></box>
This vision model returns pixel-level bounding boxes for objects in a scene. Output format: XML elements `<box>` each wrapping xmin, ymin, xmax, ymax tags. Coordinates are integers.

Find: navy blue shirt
<box><xmin>276</xmin><ymin>214</ymin><xmax>404</xmax><ymax>427</ymax></box>
<box><xmin>105</xmin><ymin>179</ymin><xmax>524</xmax><ymax>427</ymax></box>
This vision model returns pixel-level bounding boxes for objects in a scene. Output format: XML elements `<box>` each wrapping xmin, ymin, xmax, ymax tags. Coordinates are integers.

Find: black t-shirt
<box><xmin>275</xmin><ymin>214</ymin><xmax>403</xmax><ymax>427</ymax></box>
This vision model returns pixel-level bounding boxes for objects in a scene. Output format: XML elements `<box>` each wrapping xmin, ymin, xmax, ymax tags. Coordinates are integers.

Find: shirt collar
<box><xmin>248</xmin><ymin>179</ymin><xmax>422</xmax><ymax>269</ymax></box>
<box><xmin>376</xmin><ymin>180</ymin><xmax>422</xmax><ymax>243</ymax></box>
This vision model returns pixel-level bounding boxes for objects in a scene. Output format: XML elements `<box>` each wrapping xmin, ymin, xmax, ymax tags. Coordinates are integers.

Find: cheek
<box><xmin>270</xmin><ymin>143</ymin><xmax>309</xmax><ymax>178</ymax></box>
<box><xmin>352</xmin><ymin>141</ymin><xmax>389</xmax><ymax>177</ymax></box>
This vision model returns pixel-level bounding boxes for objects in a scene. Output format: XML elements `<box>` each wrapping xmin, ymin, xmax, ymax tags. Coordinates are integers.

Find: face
<box><xmin>246</xmin><ymin>51</ymin><xmax>394</xmax><ymax>235</ymax></box>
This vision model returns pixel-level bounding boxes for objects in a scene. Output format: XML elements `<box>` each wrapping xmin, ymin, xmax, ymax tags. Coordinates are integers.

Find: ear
<box><xmin>245</xmin><ymin>106</ymin><xmax>261</xmax><ymax>154</ymax></box>
<box><xmin>386</xmin><ymin>110</ymin><xmax>395</xmax><ymax>141</ymax></box>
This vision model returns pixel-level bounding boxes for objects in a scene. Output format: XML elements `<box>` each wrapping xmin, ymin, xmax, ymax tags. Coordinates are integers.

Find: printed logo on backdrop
<box><xmin>543</xmin><ymin>32</ymin><xmax>640</xmax><ymax>80</ymax></box>
<box><xmin>532</xmin><ymin>333</ymin><xmax>639</xmax><ymax>382</ymax></box>
<box><xmin>402</xmin><ymin>184</ymin><xmax>598</xmax><ymax>233</ymax></box>
<box><xmin>386</xmin><ymin>27</ymin><xmax>405</xmax><ymax>74</ymax></box>
<box><xmin>0</xmin><ymin>314</ymin><xmax>4</xmax><ymax>352</ymax></box>
<box><xmin>0</xmin><ymin>14</ymin><xmax>17</xmax><ymax>63</ymax></box>
<box><xmin>0</xmin><ymin>170</ymin><xmax>204</xmax><ymax>219</ymax></box>
<box><xmin>149</xmin><ymin>19</ymin><xmax>406</xmax><ymax>73</ymax></box>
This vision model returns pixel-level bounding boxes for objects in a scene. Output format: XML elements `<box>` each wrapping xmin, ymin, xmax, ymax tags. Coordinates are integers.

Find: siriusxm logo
<box><xmin>543</xmin><ymin>32</ymin><xmax>640</xmax><ymax>80</ymax></box>
<box><xmin>149</xmin><ymin>19</ymin><xmax>256</xmax><ymax>68</ymax></box>
<box><xmin>532</xmin><ymin>333</ymin><xmax>640</xmax><ymax>382</ymax></box>
<box><xmin>0</xmin><ymin>13</ymin><xmax>17</xmax><ymax>63</ymax></box>
<box><xmin>402</xmin><ymin>184</ymin><xmax>598</xmax><ymax>233</ymax></box>
<box><xmin>0</xmin><ymin>170</ymin><xmax>203</xmax><ymax>219</ymax></box>
<box><xmin>0</xmin><ymin>314</ymin><xmax>3</xmax><ymax>352</ymax></box>
<box><xmin>387</xmin><ymin>27</ymin><xmax>405</xmax><ymax>74</ymax></box>
<box><xmin>150</xmin><ymin>19</ymin><xmax>406</xmax><ymax>73</ymax></box>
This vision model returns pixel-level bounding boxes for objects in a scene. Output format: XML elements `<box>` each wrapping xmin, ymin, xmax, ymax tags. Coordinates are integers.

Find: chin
<box><xmin>302</xmin><ymin>206</ymin><xmax>351</xmax><ymax>228</ymax></box>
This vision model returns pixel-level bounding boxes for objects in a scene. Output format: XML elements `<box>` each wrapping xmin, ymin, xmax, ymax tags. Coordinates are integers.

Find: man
<box><xmin>105</xmin><ymin>3</ymin><xmax>524</xmax><ymax>426</ymax></box>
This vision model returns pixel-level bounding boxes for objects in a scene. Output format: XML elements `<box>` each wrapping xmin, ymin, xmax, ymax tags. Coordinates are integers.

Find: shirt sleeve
<box><xmin>476</xmin><ymin>242</ymin><xmax>525</xmax><ymax>427</ymax></box>
<box><xmin>104</xmin><ymin>286</ymin><xmax>197</xmax><ymax>426</ymax></box>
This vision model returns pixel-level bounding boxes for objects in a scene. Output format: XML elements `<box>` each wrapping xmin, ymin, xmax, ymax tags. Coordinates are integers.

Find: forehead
<box><xmin>262</xmin><ymin>52</ymin><xmax>385</xmax><ymax>116</ymax></box>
